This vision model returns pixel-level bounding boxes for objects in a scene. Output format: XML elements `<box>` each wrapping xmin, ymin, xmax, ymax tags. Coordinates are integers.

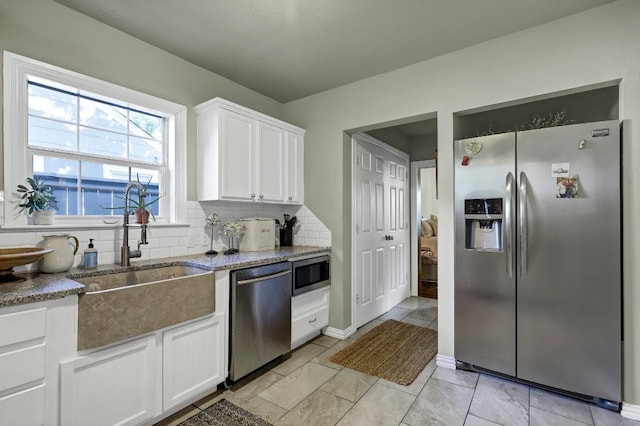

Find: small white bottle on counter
<box><xmin>83</xmin><ymin>239</ymin><xmax>98</xmax><ymax>269</ymax></box>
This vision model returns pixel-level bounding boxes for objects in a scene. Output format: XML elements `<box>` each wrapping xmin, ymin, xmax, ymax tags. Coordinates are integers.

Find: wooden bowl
<box><xmin>0</xmin><ymin>247</ymin><xmax>53</xmax><ymax>277</ymax></box>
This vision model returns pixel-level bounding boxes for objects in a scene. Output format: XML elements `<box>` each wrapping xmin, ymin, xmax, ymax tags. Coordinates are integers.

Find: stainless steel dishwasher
<box><xmin>229</xmin><ymin>261</ymin><xmax>292</xmax><ymax>382</ymax></box>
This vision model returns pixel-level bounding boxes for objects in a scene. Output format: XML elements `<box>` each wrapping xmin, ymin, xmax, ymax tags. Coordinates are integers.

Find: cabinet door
<box><xmin>0</xmin><ymin>384</ymin><xmax>45</xmax><ymax>426</ymax></box>
<box><xmin>60</xmin><ymin>335</ymin><xmax>157</xmax><ymax>426</ymax></box>
<box><xmin>163</xmin><ymin>313</ymin><xmax>225</xmax><ymax>411</ymax></box>
<box><xmin>291</xmin><ymin>287</ymin><xmax>330</xmax><ymax>348</ymax></box>
<box><xmin>257</xmin><ymin>122</ymin><xmax>285</xmax><ymax>202</ymax></box>
<box><xmin>220</xmin><ymin>109</ymin><xmax>256</xmax><ymax>200</ymax></box>
<box><xmin>285</xmin><ymin>132</ymin><xmax>304</xmax><ymax>204</ymax></box>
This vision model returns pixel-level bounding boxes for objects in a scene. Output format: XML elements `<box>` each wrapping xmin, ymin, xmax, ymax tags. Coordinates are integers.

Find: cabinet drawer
<box><xmin>0</xmin><ymin>383</ymin><xmax>45</xmax><ymax>426</ymax></box>
<box><xmin>0</xmin><ymin>344</ymin><xmax>46</xmax><ymax>393</ymax></box>
<box><xmin>291</xmin><ymin>287</ymin><xmax>329</xmax><ymax>317</ymax></box>
<box><xmin>292</xmin><ymin>307</ymin><xmax>329</xmax><ymax>343</ymax></box>
<box><xmin>0</xmin><ymin>307</ymin><xmax>46</xmax><ymax>348</ymax></box>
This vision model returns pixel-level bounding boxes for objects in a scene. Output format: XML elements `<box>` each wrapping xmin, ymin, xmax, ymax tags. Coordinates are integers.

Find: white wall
<box><xmin>0</xmin><ymin>0</ymin><xmax>330</xmax><ymax>265</ymax></box>
<box><xmin>420</xmin><ymin>168</ymin><xmax>437</xmax><ymax>219</ymax></box>
<box><xmin>0</xmin><ymin>0</ymin><xmax>284</xmax><ymax>198</ymax></box>
<box><xmin>283</xmin><ymin>0</ymin><xmax>640</xmax><ymax>406</ymax></box>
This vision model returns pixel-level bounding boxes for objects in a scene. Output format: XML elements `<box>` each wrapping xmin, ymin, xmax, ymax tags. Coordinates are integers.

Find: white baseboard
<box><xmin>436</xmin><ymin>354</ymin><xmax>456</xmax><ymax>369</ymax></box>
<box><xmin>324</xmin><ymin>326</ymin><xmax>355</xmax><ymax>340</ymax></box>
<box><xmin>621</xmin><ymin>402</ymin><xmax>640</xmax><ymax>421</ymax></box>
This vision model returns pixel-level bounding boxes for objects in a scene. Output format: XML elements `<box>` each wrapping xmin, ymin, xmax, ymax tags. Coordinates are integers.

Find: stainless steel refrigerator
<box><xmin>454</xmin><ymin>120</ymin><xmax>621</xmax><ymax>407</ymax></box>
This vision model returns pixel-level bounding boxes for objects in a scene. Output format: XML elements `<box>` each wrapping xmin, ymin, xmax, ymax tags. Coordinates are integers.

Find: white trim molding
<box><xmin>2</xmin><ymin>51</ymin><xmax>187</xmax><ymax>226</ymax></box>
<box><xmin>410</xmin><ymin>160</ymin><xmax>436</xmax><ymax>296</ymax></box>
<box><xmin>436</xmin><ymin>354</ymin><xmax>457</xmax><ymax>370</ymax></box>
<box><xmin>324</xmin><ymin>326</ymin><xmax>355</xmax><ymax>340</ymax></box>
<box><xmin>621</xmin><ymin>402</ymin><xmax>640</xmax><ymax>421</ymax></box>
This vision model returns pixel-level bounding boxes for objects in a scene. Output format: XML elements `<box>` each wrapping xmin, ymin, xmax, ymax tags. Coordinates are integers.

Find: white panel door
<box><xmin>60</xmin><ymin>335</ymin><xmax>157</xmax><ymax>426</ymax></box>
<box><xmin>354</xmin><ymin>134</ymin><xmax>409</xmax><ymax>328</ymax></box>
<box><xmin>389</xmin><ymin>161</ymin><xmax>408</xmax><ymax>306</ymax></box>
<box><xmin>257</xmin><ymin>122</ymin><xmax>286</xmax><ymax>202</ymax></box>
<box><xmin>220</xmin><ymin>109</ymin><xmax>255</xmax><ymax>200</ymax></box>
<box><xmin>163</xmin><ymin>314</ymin><xmax>225</xmax><ymax>410</ymax></box>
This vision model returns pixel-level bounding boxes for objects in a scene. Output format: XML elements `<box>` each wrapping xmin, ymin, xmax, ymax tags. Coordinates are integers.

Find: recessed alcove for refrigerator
<box><xmin>453</xmin><ymin>84</ymin><xmax>618</xmax><ymax>140</ymax></box>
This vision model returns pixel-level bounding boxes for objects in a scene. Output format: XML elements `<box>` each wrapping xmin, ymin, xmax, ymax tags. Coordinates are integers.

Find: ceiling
<box><xmin>53</xmin><ymin>0</ymin><xmax>614</xmax><ymax>103</ymax></box>
<box><xmin>392</xmin><ymin>120</ymin><xmax>439</xmax><ymax>138</ymax></box>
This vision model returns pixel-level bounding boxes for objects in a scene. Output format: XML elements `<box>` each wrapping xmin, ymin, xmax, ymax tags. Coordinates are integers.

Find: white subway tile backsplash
<box><xmin>170</xmin><ymin>246</ymin><xmax>189</xmax><ymax>257</ymax></box>
<box><xmin>0</xmin><ymin>202</ymin><xmax>330</xmax><ymax>270</ymax></box>
<box><xmin>149</xmin><ymin>247</ymin><xmax>172</xmax><ymax>258</ymax></box>
<box><xmin>160</xmin><ymin>237</ymin><xmax>181</xmax><ymax>247</ymax></box>
<box><xmin>0</xmin><ymin>232</ymin><xmax>37</xmax><ymax>246</ymax></box>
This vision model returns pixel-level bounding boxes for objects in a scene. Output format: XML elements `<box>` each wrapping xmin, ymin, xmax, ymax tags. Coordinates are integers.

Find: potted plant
<box><xmin>101</xmin><ymin>174</ymin><xmax>162</xmax><ymax>224</ymax></box>
<box><xmin>130</xmin><ymin>174</ymin><xmax>162</xmax><ymax>224</ymax></box>
<box><xmin>17</xmin><ymin>176</ymin><xmax>58</xmax><ymax>225</ymax></box>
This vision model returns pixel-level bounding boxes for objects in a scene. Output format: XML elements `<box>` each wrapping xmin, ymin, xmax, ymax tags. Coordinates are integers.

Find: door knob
<box><xmin>251</xmin><ymin>193</ymin><xmax>256</xmax><ymax>198</ymax></box>
<box><xmin>259</xmin><ymin>194</ymin><xmax>264</xmax><ymax>199</ymax></box>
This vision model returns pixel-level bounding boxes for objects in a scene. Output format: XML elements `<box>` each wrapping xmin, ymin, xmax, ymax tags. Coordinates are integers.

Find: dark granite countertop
<box><xmin>0</xmin><ymin>246</ymin><xmax>330</xmax><ymax>308</ymax></box>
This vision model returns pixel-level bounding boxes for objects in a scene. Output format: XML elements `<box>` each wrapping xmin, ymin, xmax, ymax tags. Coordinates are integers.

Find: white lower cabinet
<box><xmin>59</xmin><ymin>270</ymin><xmax>230</xmax><ymax>426</ymax></box>
<box><xmin>60</xmin><ymin>335</ymin><xmax>157</xmax><ymax>426</ymax></box>
<box><xmin>0</xmin><ymin>384</ymin><xmax>46</xmax><ymax>426</ymax></box>
<box><xmin>291</xmin><ymin>286</ymin><xmax>330</xmax><ymax>349</ymax></box>
<box><xmin>163</xmin><ymin>313</ymin><xmax>225</xmax><ymax>411</ymax></box>
<box><xmin>0</xmin><ymin>297</ymin><xmax>75</xmax><ymax>426</ymax></box>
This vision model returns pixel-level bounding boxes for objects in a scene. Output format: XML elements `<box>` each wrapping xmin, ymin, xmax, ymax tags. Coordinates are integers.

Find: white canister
<box><xmin>239</xmin><ymin>218</ymin><xmax>275</xmax><ymax>251</ymax></box>
<box><xmin>39</xmin><ymin>234</ymin><xmax>79</xmax><ymax>273</ymax></box>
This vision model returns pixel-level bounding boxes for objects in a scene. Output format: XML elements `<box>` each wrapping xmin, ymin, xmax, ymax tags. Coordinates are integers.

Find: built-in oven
<box><xmin>289</xmin><ymin>254</ymin><xmax>330</xmax><ymax>296</ymax></box>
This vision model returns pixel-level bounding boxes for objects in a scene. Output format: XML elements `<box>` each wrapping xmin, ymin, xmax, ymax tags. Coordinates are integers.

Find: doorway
<box><xmin>350</xmin><ymin>116</ymin><xmax>438</xmax><ymax>331</ymax></box>
<box><xmin>352</xmin><ymin>132</ymin><xmax>410</xmax><ymax>328</ymax></box>
<box><xmin>415</xmin><ymin>163</ymin><xmax>438</xmax><ymax>299</ymax></box>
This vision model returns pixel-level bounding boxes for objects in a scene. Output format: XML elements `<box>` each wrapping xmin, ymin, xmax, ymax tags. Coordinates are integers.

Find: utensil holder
<box><xmin>280</xmin><ymin>228</ymin><xmax>293</xmax><ymax>246</ymax></box>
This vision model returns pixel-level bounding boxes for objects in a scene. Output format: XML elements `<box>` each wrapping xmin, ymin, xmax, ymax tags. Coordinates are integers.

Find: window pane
<box><xmin>28</xmin><ymin>83</ymin><xmax>77</xmax><ymax>121</ymax></box>
<box><xmin>33</xmin><ymin>155</ymin><xmax>79</xmax><ymax>216</ymax></box>
<box><xmin>130</xmin><ymin>111</ymin><xmax>163</xmax><ymax>140</ymax></box>
<box><xmin>79</xmin><ymin>97</ymin><xmax>128</xmax><ymax>132</ymax></box>
<box><xmin>82</xmin><ymin>161</ymin><xmax>130</xmax><ymax>216</ymax></box>
<box><xmin>132</xmin><ymin>168</ymin><xmax>160</xmax><ymax>216</ymax></box>
<box><xmin>79</xmin><ymin>127</ymin><xmax>127</xmax><ymax>158</ymax></box>
<box><xmin>29</xmin><ymin>116</ymin><xmax>77</xmax><ymax>151</ymax></box>
<box><xmin>130</xmin><ymin>136</ymin><xmax>162</xmax><ymax>163</ymax></box>
<box><xmin>25</xmin><ymin>77</ymin><xmax>167</xmax><ymax>219</ymax></box>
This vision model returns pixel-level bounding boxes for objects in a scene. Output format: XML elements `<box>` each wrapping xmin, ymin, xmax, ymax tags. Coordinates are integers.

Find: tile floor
<box><xmin>157</xmin><ymin>296</ymin><xmax>638</xmax><ymax>426</ymax></box>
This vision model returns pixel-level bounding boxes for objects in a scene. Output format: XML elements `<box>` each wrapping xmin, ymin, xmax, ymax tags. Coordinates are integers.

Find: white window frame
<box><xmin>3</xmin><ymin>51</ymin><xmax>187</xmax><ymax>228</ymax></box>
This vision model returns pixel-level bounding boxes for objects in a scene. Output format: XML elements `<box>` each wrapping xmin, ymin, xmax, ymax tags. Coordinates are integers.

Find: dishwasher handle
<box><xmin>236</xmin><ymin>269</ymin><xmax>291</xmax><ymax>285</ymax></box>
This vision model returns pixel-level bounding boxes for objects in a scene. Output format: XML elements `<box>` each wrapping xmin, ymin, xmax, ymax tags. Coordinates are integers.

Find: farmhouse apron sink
<box><xmin>72</xmin><ymin>265</ymin><xmax>214</xmax><ymax>350</ymax></box>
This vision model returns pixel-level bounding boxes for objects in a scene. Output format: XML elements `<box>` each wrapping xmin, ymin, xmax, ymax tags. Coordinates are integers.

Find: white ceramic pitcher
<box><xmin>40</xmin><ymin>234</ymin><xmax>79</xmax><ymax>273</ymax></box>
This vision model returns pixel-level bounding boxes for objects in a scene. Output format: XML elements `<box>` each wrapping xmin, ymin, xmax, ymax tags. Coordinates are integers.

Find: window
<box><xmin>3</xmin><ymin>52</ymin><xmax>187</xmax><ymax>226</ymax></box>
<box><xmin>28</xmin><ymin>79</ymin><xmax>164</xmax><ymax>216</ymax></box>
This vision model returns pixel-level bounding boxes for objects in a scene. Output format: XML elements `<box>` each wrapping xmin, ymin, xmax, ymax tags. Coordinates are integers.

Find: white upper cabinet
<box><xmin>257</xmin><ymin>121</ymin><xmax>286</xmax><ymax>202</ymax></box>
<box><xmin>285</xmin><ymin>131</ymin><xmax>304</xmax><ymax>204</ymax></box>
<box><xmin>220</xmin><ymin>109</ymin><xmax>256</xmax><ymax>200</ymax></box>
<box><xmin>195</xmin><ymin>98</ymin><xmax>304</xmax><ymax>204</ymax></box>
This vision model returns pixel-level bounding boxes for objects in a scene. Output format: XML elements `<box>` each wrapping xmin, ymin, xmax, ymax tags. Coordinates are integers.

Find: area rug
<box><xmin>330</xmin><ymin>319</ymin><xmax>437</xmax><ymax>385</ymax></box>
<box><xmin>178</xmin><ymin>399</ymin><xmax>272</xmax><ymax>426</ymax></box>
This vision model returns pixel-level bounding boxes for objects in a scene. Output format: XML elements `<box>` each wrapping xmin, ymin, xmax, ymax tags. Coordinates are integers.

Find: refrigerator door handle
<box><xmin>519</xmin><ymin>171</ymin><xmax>528</xmax><ymax>277</ymax></box>
<box><xmin>505</xmin><ymin>172</ymin><xmax>515</xmax><ymax>277</ymax></box>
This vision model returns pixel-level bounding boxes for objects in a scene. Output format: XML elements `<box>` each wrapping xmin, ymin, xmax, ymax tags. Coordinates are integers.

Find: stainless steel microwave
<box><xmin>289</xmin><ymin>255</ymin><xmax>330</xmax><ymax>296</ymax></box>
